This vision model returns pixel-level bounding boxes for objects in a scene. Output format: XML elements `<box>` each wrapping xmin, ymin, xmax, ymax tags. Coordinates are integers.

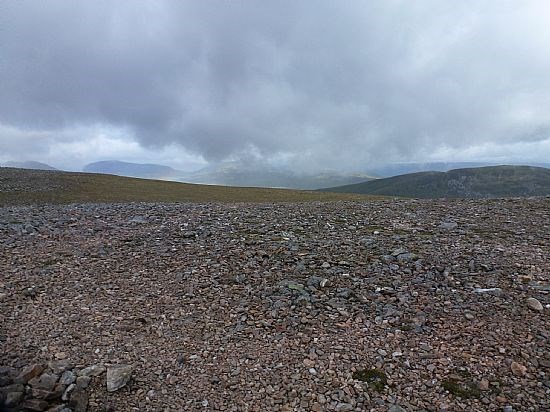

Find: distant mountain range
<box><xmin>321</xmin><ymin>165</ymin><xmax>550</xmax><ymax>198</ymax></box>
<box><xmin>83</xmin><ymin>160</ymin><xmax>178</xmax><ymax>179</ymax></box>
<box><xmin>83</xmin><ymin>160</ymin><xmax>374</xmax><ymax>190</ymax></box>
<box><xmin>5</xmin><ymin>160</ymin><xmax>549</xmax><ymax>196</ymax></box>
<box><xmin>2</xmin><ymin>161</ymin><xmax>57</xmax><ymax>171</ymax></box>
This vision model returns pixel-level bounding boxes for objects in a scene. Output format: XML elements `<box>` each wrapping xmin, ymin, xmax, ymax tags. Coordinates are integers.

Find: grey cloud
<box><xmin>1</xmin><ymin>0</ymin><xmax>550</xmax><ymax>169</ymax></box>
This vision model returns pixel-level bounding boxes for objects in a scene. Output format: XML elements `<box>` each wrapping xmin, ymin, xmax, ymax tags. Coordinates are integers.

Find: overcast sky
<box><xmin>1</xmin><ymin>1</ymin><xmax>550</xmax><ymax>171</ymax></box>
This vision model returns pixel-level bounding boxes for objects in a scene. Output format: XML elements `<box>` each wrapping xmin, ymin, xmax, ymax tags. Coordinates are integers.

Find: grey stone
<box><xmin>76</xmin><ymin>375</ymin><xmax>91</xmax><ymax>389</ymax></box>
<box><xmin>62</xmin><ymin>383</ymin><xmax>75</xmax><ymax>401</ymax></box>
<box><xmin>474</xmin><ymin>287</ymin><xmax>503</xmax><ymax>297</ymax></box>
<box><xmin>389</xmin><ymin>405</ymin><xmax>407</xmax><ymax>412</ymax></box>
<box><xmin>0</xmin><ymin>375</ymin><xmax>12</xmax><ymax>386</ymax></box>
<box><xmin>396</xmin><ymin>253</ymin><xmax>416</xmax><ymax>262</ymax></box>
<box><xmin>20</xmin><ymin>398</ymin><xmax>50</xmax><ymax>411</ymax></box>
<box><xmin>29</xmin><ymin>372</ymin><xmax>58</xmax><ymax>391</ymax></box>
<box><xmin>69</xmin><ymin>387</ymin><xmax>88</xmax><ymax>412</ymax></box>
<box><xmin>48</xmin><ymin>360</ymin><xmax>74</xmax><ymax>374</ymax></box>
<box><xmin>526</xmin><ymin>297</ymin><xmax>543</xmax><ymax>312</ymax></box>
<box><xmin>4</xmin><ymin>391</ymin><xmax>23</xmax><ymax>407</ymax></box>
<box><xmin>77</xmin><ymin>364</ymin><xmax>105</xmax><ymax>377</ymax></box>
<box><xmin>129</xmin><ymin>215</ymin><xmax>147</xmax><ymax>223</ymax></box>
<box><xmin>439</xmin><ymin>222</ymin><xmax>458</xmax><ymax>230</ymax></box>
<box><xmin>60</xmin><ymin>370</ymin><xmax>76</xmax><ymax>385</ymax></box>
<box><xmin>0</xmin><ymin>384</ymin><xmax>25</xmax><ymax>397</ymax></box>
<box><xmin>106</xmin><ymin>364</ymin><xmax>132</xmax><ymax>392</ymax></box>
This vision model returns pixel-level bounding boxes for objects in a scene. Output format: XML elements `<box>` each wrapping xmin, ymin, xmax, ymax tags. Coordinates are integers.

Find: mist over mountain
<box><xmin>184</xmin><ymin>161</ymin><xmax>374</xmax><ymax>189</ymax></box>
<box><xmin>322</xmin><ymin>165</ymin><xmax>550</xmax><ymax>198</ymax></box>
<box><xmin>82</xmin><ymin>160</ymin><xmax>373</xmax><ymax>190</ymax></box>
<box><xmin>83</xmin><ymin>160</ymin><xmax>179</xmax><ymax>180</ymax></box>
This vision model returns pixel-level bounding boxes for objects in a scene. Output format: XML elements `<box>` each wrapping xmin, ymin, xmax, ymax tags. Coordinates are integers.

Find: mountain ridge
<box><xmin>321</xmin><ymin>165</ymin><xmax>550</xmax><ymax>198</ymax></box>
<box><xmin>2</xmin><ymin>160</ymin><xmax>58</xmax><ymax>171</ymax></box>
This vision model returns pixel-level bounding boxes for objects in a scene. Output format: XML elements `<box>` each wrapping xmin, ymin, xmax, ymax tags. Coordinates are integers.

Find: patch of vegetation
<box><xmin>353</xmin><ymin>368</ymin><xmax>388</xmax><ymax>392</ymax></box>
<box><xmin>441</xmin><ymin>378</ymin><xmax>481</xmax><ymax>399</ymax></box>
<box><xmin>42</xmin><ymin>258</ymin><xmax>59</xmax><ymax>266</ymax></box>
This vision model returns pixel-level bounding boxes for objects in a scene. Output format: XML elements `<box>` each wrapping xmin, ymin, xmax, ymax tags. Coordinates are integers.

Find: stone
<box><xmin>388</xmin><ymin>405</ymin><xmax>407</xmax><ymax>412</ymax></box>
<box><xmin>48</xmin><ymin>360</ymin><xmax>74</xmax><ymax>374</ymax></box>
<box><xmin>4</xmin><ymin>390</ymin><xmax>24</xmax><ymax>407</ymax></box>
<box><xmin>439</xmin><ymin>222</ymin><xmax>458</xmax><ymax>230</ymax></box>
<box><xmin>59</xmin><ymin>370</ymin><xmax>76</xmax><ymax>385</ymax></box>
<box><xmin>479</xmin><ymin>378</ymin><xmax>490</xmax><ymax>391</ymax></box>
<box><xmin>0</xmin><ymin>376</ymin><xmax>12</xmax><ymax>386</ymax></box>
<box><xmin>20</xmin><ymin>399</ymin><xmax>50</xmax><ymax>411</ymax></box>
<box><xmin>69</xmin><ymin>387</ymin><xmax>88</xmax><ymax>412</ymax></box>
<box><xmin>335</xmin><ymin>403</ymin><xmax>353</xmax><ymax>412</ymax></box>
<box><xmin>129</xmin><ymin>215</ymin><xmax>147</xmax><ymax>224</ymax></box>
<box><xmin>62</xmin><ymin>383</ymin><xmax>75</xmax><ymax>401</ymax></box>
<box><xmin>29</xmin><ymin>372</ymin><xmax>58</xmax><ymax>391</ymax></box>
<box><xmin>76</xmin><ymin>375</ymin><xmax>91</xmax><ymax>389</ymax></box>
<box><xmin>526</xmin><ymin>297</ymin><xmax>543</xmax><ymax>312</ymax></box>
<box><xmin>311</xmin><ymin>402</ymin><xmax>322</xmax><ymax>412</ymax></box>
<box><xmin>511</xmin><ymin>361</ymin><xmax>527</xmax><ymax>376</ymax></box>
<box><xmin>46</xmin><ymin>406</ymin><xmax>72</xmax><ymax>412</ymax></box>
<box><xmin>31</xmin><ymin>384</ymin><xmax>64</xmax><ymax>401</ymax></box>
<box><xmin>77</xmin><ymin>364</ymin><xmax>105</xmax><ymax>377</ymax></box>
<box><xmin>106</xmin><ymin>364</ymin><xmax>132</xmax><ymax>392</ymax></box>
<box><xmin>14</xmin><ymin>364</ymin><xmax>44</xmax><ymax>384</ymax></box>
<box><xmin>474</xmin><ymin>288</ymin><xmax>503</xmax><ymax>297</ymax></box>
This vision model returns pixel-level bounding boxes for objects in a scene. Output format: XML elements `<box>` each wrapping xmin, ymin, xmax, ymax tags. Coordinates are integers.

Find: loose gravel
<box><xmin>1</xmin><ymin>199</ymin><xmax>548</xmax><ymax>411</ymax></box>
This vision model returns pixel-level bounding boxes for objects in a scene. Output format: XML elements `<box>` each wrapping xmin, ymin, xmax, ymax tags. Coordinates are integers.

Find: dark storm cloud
<box><xmin>1</xmin><ymin>0</ymin><xmax>550</xmax><ymax>169</ymax></box>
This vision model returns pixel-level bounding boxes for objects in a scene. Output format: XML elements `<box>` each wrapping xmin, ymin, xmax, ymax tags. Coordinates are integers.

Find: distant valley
<box><xmin>83</xmin><ymin>160</ymin><xmax>374</xmax><ymax>190</ymax></box>
<box><xmin>3</xmin><ymin>160</ymin><xmax>549</xmax><ymax>197</ymax></box>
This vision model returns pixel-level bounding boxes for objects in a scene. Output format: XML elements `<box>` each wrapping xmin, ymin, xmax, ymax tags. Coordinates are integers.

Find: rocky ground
<box><xmin>0</xmin><ymin>199</ymin><xmax>548</xmax><ymax>411</ymax></box>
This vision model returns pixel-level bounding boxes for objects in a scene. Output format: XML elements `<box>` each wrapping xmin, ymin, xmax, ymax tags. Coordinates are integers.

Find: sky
<box><xmin>1</xmin><ymin>0</ymin><xmax>550</xmax><ymax>172</ymax></box>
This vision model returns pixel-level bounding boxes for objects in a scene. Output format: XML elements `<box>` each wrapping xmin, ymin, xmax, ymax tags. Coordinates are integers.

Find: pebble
<box><xmin>474</xmin><ymin>288</ymin><xmax>503</xmax><ymax>297</ymax></box>
<box><xmin>511</xmin><ymin>361</ymin><xmax>527</xmax><ymax>376</ymax></box>
<box><xmin>479</xmin><ymin>378</ymin><xmax>490</xmax><ymax>391</ymax></box>
<box><xmin>335</xmin><ymin>403</ymin><xmax>353</xmax><ymax>411</ymax></box>
<box><xmin>526</xmin><ymin>297</ymin><xmax>543</xmax><ymax>312</ymax></box>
